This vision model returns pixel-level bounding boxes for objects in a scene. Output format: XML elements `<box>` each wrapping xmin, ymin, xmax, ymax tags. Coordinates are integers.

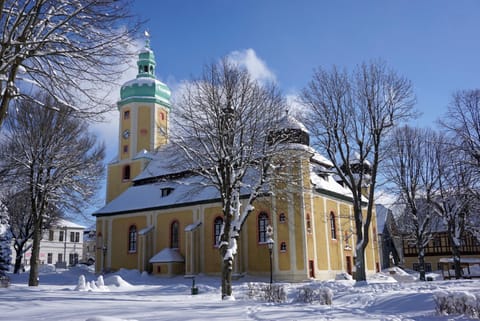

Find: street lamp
<box><xmin>267</xmin><ymin>237</ymin><xmax>274</xmax><ymax>284</ymax></box>
<box><xmin>102</xmin><ymin>244</ymin><xmax>107</xmax><ymax>274</ymax></box>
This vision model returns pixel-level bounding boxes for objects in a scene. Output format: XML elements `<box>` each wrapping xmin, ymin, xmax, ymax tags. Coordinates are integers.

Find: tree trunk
<box><xmin>355</xmin><ymin>245</ymin><xmax>367</xmax><ymax>282</ymax></box>
<box><xmin>221</xmin><ymin>256</ymin><xmax>233</xmax><ymax>299</ymax></box>
<box><xmin>354</xmin><ymin>204</ymin><xmax>367</xmax><ymax>282</ymax></box>
<box><xmin>14</xmin><ymin>252</ymin><xmax>23</xmax><ymax>274</ymax></box>
<box><xmin>452</xmin><ymin>245</ymin><xmax>462</xmax><ymax>279</ymax></box>
<box><xmin>417</xmin><ymin>253</ymin><xmax>426</xmax><ymax>281</ymax></box>
<box><xmin>28</xmin><ymin>220</ymin><xmax>42</xmax><ymax>286</ymax></box>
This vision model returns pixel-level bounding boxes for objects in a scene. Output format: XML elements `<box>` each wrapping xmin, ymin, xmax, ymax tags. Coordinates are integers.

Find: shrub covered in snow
<box><xmin>434</xmin><ymin>291</ymin><xmax>479</xmax><ymax>318</ymax></box>
<box><xmin>294</xmin><ymin>286</ymin><xmax>333</xmax><ymax>305</ymax></box>
<box><xmin>247</xmin><ymin>282</ymin><xmax>287</xmax><ymax>303</ymax></box>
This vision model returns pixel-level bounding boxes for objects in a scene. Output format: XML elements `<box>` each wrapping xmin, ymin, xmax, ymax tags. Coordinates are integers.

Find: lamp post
<box><xmin>102</xmin><ymin>244</ymin><xmax>107</xmax><ymax>274</ymax></box>
<box><xmin>267</xmin><ymin>237</ymin><xmax>274</xmax><ymax>284</ymax></box>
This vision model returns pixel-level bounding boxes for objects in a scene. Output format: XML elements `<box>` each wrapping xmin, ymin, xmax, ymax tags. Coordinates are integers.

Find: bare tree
<box><xmin>0</xmin><ymin>189</ymin><xmax>61</xmax><ymax>273</ymax></box>
<box><xmin>441</xmin><ymin>89</ymin><xmax>480</xmax><ymax>245</ymax></box>
<box><xmin>0</xmin><ymin>94</ymin><xmax>105</xmax><ymax>286</ymax></box>
<box><xmin>384</xmin><ymin>126</ymin><xmax>442</xmax><ymax>280</ymax></box>
<box><xmin>0</xmin><ymin>0</ymin><xmax>141</xmax><ymax>127</ymax></box>
<box><xmin>301</xmin><ymin>61</ymin><xmax>415</xmax><ymax>282</ymax></box>
<box><xmin>442</xmin><ymin>90</ymin><xmax>480</xmax><ymax>169</ymax></box>
<box><xmin>432</xmin><ymin>141</ymin><xmax>477</xmax><ymax>279</ymax></box>
<box><xmin>171</xmin><ymin>59</ymin><xmax>286</xmax><ymax>299</ymax></box>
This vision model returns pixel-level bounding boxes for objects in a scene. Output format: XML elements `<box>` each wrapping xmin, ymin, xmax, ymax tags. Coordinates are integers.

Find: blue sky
<box><xmin>131</xmin><ymin>0</ymin><xmax>480</xmax><ymax>125</ymax></box>
<box><xmin>85</xmin><ymin>0</ymin><xmax>480</xmax><ymax>224</ymax></box>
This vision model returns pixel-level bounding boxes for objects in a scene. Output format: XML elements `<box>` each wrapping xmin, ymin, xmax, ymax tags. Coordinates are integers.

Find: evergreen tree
<box><xmin>0</xmin><ymin>202</ymin><xmax>12</xmax><ymax>277</ymax></box>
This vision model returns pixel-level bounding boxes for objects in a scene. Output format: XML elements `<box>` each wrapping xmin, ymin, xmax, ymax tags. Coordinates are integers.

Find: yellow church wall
<box><xmin>155</xmin><ymin>108</ymin><xmax>168</xmax><ymax>147</ymax></box>
<box><xmin>154</xmin><ymin>210</ymin><xmax>193</xmax><ymax>257</ymax></box>
<box><xmin>293</xmin><ymin>193</ymin><xmax>305</xmax><ymax>272</ymax></box>
<box><xmin>202</xmin><ymin>206</ymin><xmax>223</xmax><ymax>274</ymax></box>
<box><xmin>313</xmin><ymin>196</ymin><xmax>329</xmax><ymax>270</ymax></box>
<box><xmin>137</xmin><ymin>106</ymin><xmax>151</xmax><ymax>153</ymax></box>
<box><xmin>325</xmin><ymin>199</ymin><xmax>342</xmax><ymax>271</ymax></box>
<box><xmin>95</xmin><ymin>219</ymin><xmax>107</xmax><ymax>273</ymax></box>
<box><xmin>245</xmin><ymin>207</ymin><xmax>273</xmax><ymax>273</ymax></box>
<box><xmin>110</xmin><ymin>215</ymin><xmax>147</xmax><ymax>270</ymax></box>
<box><xmin>106</xmin><ymin>160</ymin><xmax>144</xmax><ymax>203</ymax></box>
<box><xmin>275</xmin><ymin>196</ymin><xmax>291</xmax><ymax>271</ymax></box>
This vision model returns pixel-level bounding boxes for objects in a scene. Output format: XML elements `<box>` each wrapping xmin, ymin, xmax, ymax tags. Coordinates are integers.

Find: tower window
<box><xmin>123</xmin><ymin>110</ymin><xmax>130</xmax><ymax>120</ymax></box>
<box><xmin>128</xmin><ymin>225</ymin><xmax>137</xmax><ymax>253</ymax></box>
<box><xmin>280</xmin><ymin>242</ymin><xmax>287</xmax><ymax>252</ymax></box>
<box><xmin>306</xmin><ymin>214</ymin><xmax>312</xmax><ymax>233</ymax></box>
<box><xmin>279</xmin><ymin>213</ymin><xmax>286</xmax><ymax>223</ymax></box>
<box><xmin>123</xmin><ymin>145</ymin><xmax>129</xmax><ymax>154</ymax></box>
<box><xmin>258</xmin><ymin>212</ymin><xmax>269</xmax><ymax>243</ymax></box>
<box><xmin>143</xmin><ymin>65</ymin><xmax>148</xmax><ymax>72</ymax></box>
<box><xmin>123</xmin><ymin>165</ymin><xmax>131</xmax><ymax>180</ymax></box>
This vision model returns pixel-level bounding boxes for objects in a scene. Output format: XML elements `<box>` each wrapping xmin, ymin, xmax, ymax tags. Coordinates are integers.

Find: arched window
<box><xmin>171</xmin><ymin>220</ymin><xmax>179</xmax><ymax>249</ymax></box>
<box><xmin>306</xmin><ymin>214</ymin><xmax>312</xmax><ymax>233</ymax></box>
<box><xmin>280</xmin><ymin>241</ymin><xmax>287</xmax><ymax>252</ymax></box>
<box><xmin>258</xmin><ymin>212</ymin><xmax>269</xmax><ymax>243</ymax></box>
<box><xmin>123</xmin><ymin>165</ymin><xmax>131</xmax><ymax>180</ymax></box>
<box><xmin>214</xmin><ymin>216</ymin><xmax>223</xmax><ymax>247</ymax></box>
<box><xmin>330</xmin><ymin>212</ymin><xmax>337</xmax><ymax>240</ymax></box>
<box><xmin>279</xmin><ymin>213</ymin><xmax>286</xmax><ymax>223</ymax></box>
<box><xmin>128</xmin><ymin>225</ymin><xmax>137</xmax><ymax>253</ymax></box>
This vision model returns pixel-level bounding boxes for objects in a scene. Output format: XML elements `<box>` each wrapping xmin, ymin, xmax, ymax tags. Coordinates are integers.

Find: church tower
<box><xmin>106</xmin><ymin>38</ymin><xmax>171</xmax><ymax>203</ymax></box>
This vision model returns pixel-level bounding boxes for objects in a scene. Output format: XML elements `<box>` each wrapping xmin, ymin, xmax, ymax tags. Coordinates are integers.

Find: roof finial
<box><xmin>144</xmin><ymin>30</ymin><xmax>150</xmax><ymax>48</ymax></box>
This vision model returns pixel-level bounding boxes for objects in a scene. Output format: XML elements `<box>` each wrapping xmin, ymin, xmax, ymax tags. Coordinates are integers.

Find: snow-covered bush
<box><xmin>247</xmin><ymin>282</ymin><xmax>287</xmax><ymax>303</ymax></box>
<box><xmin>434</xmin><ymin>291</ymin><xmax>479</xmax><ymax>318</ymax></box>
<box><xmin>294</xmin><ymin>286</ymin><xmax>333</xmax><ymax>305</ymax></box>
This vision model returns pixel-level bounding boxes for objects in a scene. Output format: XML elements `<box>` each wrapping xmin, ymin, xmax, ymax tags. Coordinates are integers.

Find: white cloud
<box><xmin>285</xmin><ymin>93</ymin><xmax>307</xmax><ymax>118</ymax></box>
<box><xmin>227</xmin><ymin>48</ymin><xmax>276</xmax><ymax>84</ymax></box>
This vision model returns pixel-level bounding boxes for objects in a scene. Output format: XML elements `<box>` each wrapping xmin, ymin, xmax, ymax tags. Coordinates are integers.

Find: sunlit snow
<box><xmin>2</xmin><ymin>265</ymin><xmax>480</xmax><ymax>320</ymax></box>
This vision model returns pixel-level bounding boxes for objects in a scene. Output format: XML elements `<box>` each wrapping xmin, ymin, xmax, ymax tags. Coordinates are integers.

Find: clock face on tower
<box><xmin>122</xmin><ymin>129</ymin><xmax>130</xmax><ymax>139</ymax></box>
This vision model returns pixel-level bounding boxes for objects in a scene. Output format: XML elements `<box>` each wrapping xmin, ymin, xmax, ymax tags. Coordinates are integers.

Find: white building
<box><xmin>15</xmin><ymin>218</ymin><xmax>85</xmax><ymax>268</ymax></box>
<box><xmin>82</xmin><ymin>229</ymin><xmax>96</xmax><ymax>265</ymax></box>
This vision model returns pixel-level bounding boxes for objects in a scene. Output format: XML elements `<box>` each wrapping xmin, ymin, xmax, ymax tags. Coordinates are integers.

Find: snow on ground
<box><xmin>1</xmin><ymin>265</ymin><xmax>479</xmax><ymax>321</ymax></box>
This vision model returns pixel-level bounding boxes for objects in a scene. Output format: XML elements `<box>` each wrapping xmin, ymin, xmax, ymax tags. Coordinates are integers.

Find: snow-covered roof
<box><xmin>139</xmin><ymin>225</ymin><xmax>154</xmax><ymax>235</ymax></box>
<box><xmin>133</xmin><ymin>144</ymin><xmax>190</xmax><ymax>182</ymax></box>
<box><xmin>133</xmin><ymin>149</ymin><xmax>154</xmax><ymax>161</ymax></box>
<box><xmin>311</xmin><ymin>152</ymin><xmax>334</xmax><ymax>167</ymax></box>
<box><xmin>94</xmin><ymin>175</ymin><xmax>221</xmax><ymax>215</ymax></box>
<box><xmin>54</xmin><ymin>218</ymin><xmax>86</xmax><ymax>229</ymax></box>
<box><xmin>310</xmin><ymin>170</ymin><xmax>353</xmax><ymax>200</ymax></box>
<box><xmin>149</xmin><ymin>248</ymin><xmax>185</xmax><ymax>263</ymax></box>
<box><xmin>278</xmin><ymin>114</ymin><xmax>309</xmax><ymax>133</ymax></box>
<box><xmin>185</xmin><ymin>221</ymin><xmax>202</xmax><ymax>232</ymax></box>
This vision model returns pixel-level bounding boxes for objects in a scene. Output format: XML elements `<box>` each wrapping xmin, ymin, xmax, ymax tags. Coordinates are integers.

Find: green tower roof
<box><xmin>118</xmin><ymin>40</ymin><xmax>171</xmax><ymax>108</ymax></box>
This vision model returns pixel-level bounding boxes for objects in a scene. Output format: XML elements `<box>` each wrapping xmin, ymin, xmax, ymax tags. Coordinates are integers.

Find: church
<box><xmin>93</xmin><ymin>41</ymin><xmax>380</xmax><ymax>281</ymax></box>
